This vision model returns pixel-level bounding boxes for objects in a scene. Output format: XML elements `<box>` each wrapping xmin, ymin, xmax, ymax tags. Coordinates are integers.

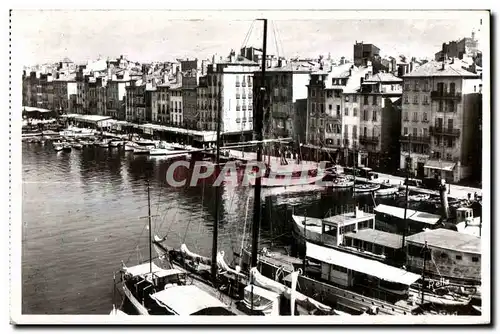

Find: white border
<box><xmin>7</xmin><ymin>6</ymin><xmax>493</xmax><ymax>327</ymax></box>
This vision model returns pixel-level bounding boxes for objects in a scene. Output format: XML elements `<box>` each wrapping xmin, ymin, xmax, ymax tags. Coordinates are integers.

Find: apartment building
<box><xmin>205</xmin><ymin>51</ymin><xmax>259</xmax><ymax>135</ymax></box>
<box><xmin>106</xmin><ymin>79</ymin><xmax>130</xmax><ymax>120</ymax></box>
<box><xmin>152</xmin><ymin>84</ymin><xmax>171</xmax><ymax>124</ymax></box>
<box><xmin>253</xmin><ymin>62</ymin><xmax>314</xmax><ymax>142</ymax></box>
<box><xmin>400</xmin><ymin>59</ymin><xmax>482</xmax><ymax>182</ymax></box>
<box><xmin>170</xmin><ymin>84</ymin><xmax>183</xmax><ymax>126</ymax></box>
<box><xmin>197</xmin><ymin>76</ymin><xmax>209</xmax><ymax>130</ymax></box>
<box><xmin>125</xmin><ymin>81</ymin><xmax>146</xmax><ymax>122</ymax></box>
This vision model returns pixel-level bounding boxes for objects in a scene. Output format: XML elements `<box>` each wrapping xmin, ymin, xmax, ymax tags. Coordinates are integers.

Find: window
<box><xmin>448</xmin><ymin>119</ymin><xmax>454</xmax><ymax>130</ymax></box>
<box><xmin>344</xmin><ymin>124</ymin><xmax>349</xmax><ymax>137</ymax></box>
<box><xmin>353</xmin><ymin>125</ymin><xmax>357</xmax><ymax>139</ymax></box>
<box><xmin>353</xmin><ymin>108</ymin><xmax>358</xmax><ymax>117</ymax></box>
<box><xmin>336</xmin><ymin>105</ymin><xmax>341</xmax><ymax>116</ymax></box>
<box><xmin>311</xmin><ymin>102</ymin><xmax>316</xmax><ymax>113</ymax></box>
<box><xmin>447</xmin><ymin>138</ymin><xmax>454</xmax><ymax>148</ymax></box>
<box><xmin>329</xmin><ymin>104</ymin><xmax>332</xmax><ymax>111</ymax></box>
<box><xmin>372</xmin><ymin>110</ymin><xmax>377</xmax><ymax>122</ymax></box>
<box><xmin>474</xmin><ymin>85</ymin><xmax>477</xmax><ymax>92</ymax></box>
<box><xmin>423</xmin><ymin>95</ymin><xmax>429</xmax><ymax>104</ymax></box>
<box><xmin>372</xmin><ymin>95</ymin><xmax>377</xmax><ymax>105</ymax></box>
<box><xmin>456</xmin><ymin>255</ymin><xmax>462</xmax><ymax>260</ymax></box>
<box><xmin>413</xmin><ymin>112</ymin><xmax>418</xmax><ymax>122</ymax></box>
<box><xmin>404</xmin><ymin>95</ymin><xmax>409</xmax><ymax>104</ymax></box>
<box><xmin>353</xmin><ymin>95</ymin><xmax>358</xmax><ymax>102</ymax></box>
<box><xmin>364</xmin><ymin>95</ymin><xmax>369</xmax><ymax>105</ymax></box>
<box><xmin>320</xmin><ymin>104</ymin><xmax>325</xmax><ymax>114</ymax></box>
<box><xmin>311</xmin><ymin>89</ymin><xmax>316</xmax><ymax>97</ymax></box>
<box><xmin>450</xmin><ymin>82</ymin><xmax>455</xmax><ymax>94</ymax></box>
<box><xmin>326</xmin><ymin>90</ymin><xmax>332</xmax><ymax>98</ymax></box>
<box><xmin>438</xmin><ymin>101</ymin><xmax>444</xmax><ymax>112</ymax></box>
<box><xmin>423</xmin><ymin>112</ymin><xmax>428</xmax><ymax>122</ymax></box>
<box><xmin>363</xmin><ymin>127</ymin><xmax>367</xmax><ymax>137</ymax></box>
<box><xmin>414</xmin><ymin>81</ymin><xmax>419</xmax><ymax>91</ymax></box>
<box><xmin>413</xmin><ymin>95</ymin><xmax>419</xmax><ymax>104</ymax></box>
<box><xmin>423</xmin><ymin>128</ymin><xmax>428</xmax><ymax>137</ymax></box>
<box><xmin>403</xmin><ymin>111</ymin><xmax>409</xmax><ymax>121</ymax></box>
<box><xmin>337</xmin><ymin>139</ymin><xmax>341</xmax><ymax>146</ymax></box>
<box><xmin>345</xmin><ymin>96</ymin><xmax>350</xmax><ymax>102</ymax></box>
<box><xmin>413</xmin><ymin>128</ymin><xmax>417</xmax><ymax>136</ymax></box>
<box><xmin>344</xmin><ymin>107</ymin><xmax>349</xmax><ymax>116</ymax></box>
<box><xmin>403</xmin><ymin>127</ymin><xmax>408</xmax><ymax>135</ymax></box>
<box><xmin>440</xmin><ymin>252</ymin><xmax>448</xmax><ymax>259</ymax></box>
<box><xmin>363</xmin><ymin>109</ymin><xmax>369</xmax><ymax>121</ymax></box>
<box><xmin>472</xmin><ymin>256</ymin><xmax>479</xmax><ymax>263</ymax></box>
<box><xmin>319</xmin><ymin>119</ymin><xmax>324</xmax><ymax>127</ymax></box>
<box><xmin>404</xmin><ymin>83</ymin><xmax>410</xmax><ymax>91</ymax></box>
<box><xmin>446</xmin><ymin>153</ymin><xmax>452</xmax><ymax>161</ymax></box>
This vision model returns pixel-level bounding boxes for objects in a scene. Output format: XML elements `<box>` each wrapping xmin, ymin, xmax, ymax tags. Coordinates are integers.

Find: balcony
<box><xmin>359</xmin><ymin>136</ymin><xmax>380</xmax><ymax>145</ymax></box>
<box><xmin>429</xmin><ymin>126</ymin><xmax>461</xmax><ymax>137</ymax></box>
<box><xmin>400</xmin><ymin>135</ymin><xmax>431</xmax><ymax>144</ymax></box>
<box><xmin>430</xmin><ymin>91</ymin><xmax>462</xmax><ymax>101</ymax></box>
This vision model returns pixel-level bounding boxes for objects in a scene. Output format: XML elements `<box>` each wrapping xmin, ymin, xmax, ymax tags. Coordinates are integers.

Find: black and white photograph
<box><xmin>9</xmin><ymin>9</ymin><xmax>491</xmax><ymax>325</ymax></box>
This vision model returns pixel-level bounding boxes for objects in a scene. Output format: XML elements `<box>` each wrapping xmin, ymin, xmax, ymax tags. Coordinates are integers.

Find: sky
<box><xmin>11</xmin><ymin>10</ymin><xmax>486</xmax><ymax>67</ymax></box>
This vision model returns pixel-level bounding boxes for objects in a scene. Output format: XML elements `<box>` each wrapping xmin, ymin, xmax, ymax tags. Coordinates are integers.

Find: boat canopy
<box><xmin>306</xmin><ymin>242</ymin><xmax>421</xmax><ymax>286</ymax></box>
<box><xmin>123</xmin><ymin>262</ymin><xmax>163</xmax><ymax>277</ymax></box>
<box><xmin>374</xmin><ymin>204</ymin><xmax>441</xmax><ymax>226</ymax></box>
<box><xmin>150</xmin><ymin>285</ymin><xmax>230</xmax><ymax>315</ymax></box>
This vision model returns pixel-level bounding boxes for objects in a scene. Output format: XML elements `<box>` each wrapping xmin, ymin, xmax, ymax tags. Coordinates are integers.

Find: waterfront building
<box><xmin>205</xmin><ymin>50</ymin><xmax>259</xmax><ymax>137</ymax></box>
<box><xmin>152</xmin><ymin>84</ymin><xmax>170</xmax><ymax>124</ymax></box>
<box><xmin>356</xmin><ymin>72</ymin><xmax>402</xmax><ymax>170</ymax></box>
<box><xmin>52</xmin><ymin>75</ymin><xmax>77</xmax><ymax>115</ymax></box>
<box><xmin>180</xmin><ymin>58</ymin><xmax>202</xmax><ymax>129</ymax></box>
<box><xmin>106</xmin><ymin>78</ymin><xmax>131</xmax><ymax>120</ymax></box>
<box><xmin>169</xmin><ymin>84</ymin><xmax>183</xmax><ymax>126</ymax></box>
<box><xmin>400</xmin><ymin>59</ymin><xmax>482</xmax><ymax>182</ymax></box>
<box><xmin>197</xmin><ymin>76</ymin><xmax>209</xmax><ymax>130</ymax></box>
<box><xmin>125</xmin><ymin>81</ymin><xmax>146</xmax><ymax>123</ymax></box>
<box><xmin>252</xmin><ymin>61</ymin><xmax>316</xmax><ymax>143</ymax></box>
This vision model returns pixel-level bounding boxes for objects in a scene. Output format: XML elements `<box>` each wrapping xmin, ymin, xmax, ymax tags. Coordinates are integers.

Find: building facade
<box><xmin>253</xmin><ymin>64</ymin><xmax>313</xmax><ymax>142</ymax></box>
<box><xmin>106</xmin><ymin>80</ymin><xmax>130</xmax><ymax>120</ymax></box>
<box><xmin>400</xmin><ymin>60</ymin><xmax>482</xmax><ymax>182</ymax></box>
<box><xmin>170</xmin><ymin>85</ymin><xmax>183</xmax><ymax>126</ymax></box>
<box><xmin>152</xmin><ymin>84</ymin><xmax>170</xmax><ymax>124</ymax></box>
<box><xmin>206</xmin><ymin>51</ymin><xmax>259</xmax><ymax>134</ymax></box>
<box><xmin>197</xmin><ymin>76</ymin><xmax>209</xmax><ymax>130</ymax></box>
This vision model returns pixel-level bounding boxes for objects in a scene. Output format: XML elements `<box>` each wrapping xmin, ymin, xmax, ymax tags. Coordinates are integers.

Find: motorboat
<box><xmin>354</xmin><ymin>183</ymin><xmax>380</xmax><ymax>193</ymax></box>
<box><xmin>375</xmin><ymin>187</ymin><xmax>400</xmax><ymax>197</ymax></box>
<box><xmin>72</xmin><ymin>143</ymin><xmax>84</xmax><ymax>150</ymax></box>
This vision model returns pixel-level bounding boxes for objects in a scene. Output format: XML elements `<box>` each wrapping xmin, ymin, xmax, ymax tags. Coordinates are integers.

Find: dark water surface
<box><xmin>22</xmin><ymin>142</ymin><xmax>396</xmax><ymax>314</ymax></box>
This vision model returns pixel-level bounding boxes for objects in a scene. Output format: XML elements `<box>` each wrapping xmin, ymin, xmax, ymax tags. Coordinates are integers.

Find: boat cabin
<box><xmin>405</xmin><ymin>228</ymin><xmax>481</xmax><ymax>285</ymax></box>
<box><xmin>306</xmin><ymin>242</ymin><xmax>421</xmax><ymax>303</ymax></box>
<box><xmin>343</xmin><ymin>229</ymin><xmax>404</xmax><ymax>263</ymax></box>
<box><xmin>374</xmin><ymin>204</ymin><xmax>441</xmax><ymax>235</ymax></box>
<box><xmin>320</xmin><ymin>208</ymin><xmax>376</xmax><ymax>248</ymax></box>
<box><xmin>456</xmin><ymin>207</ymin><xmax>474</xmax><ymax>224</ymax></box>
<box><xmin>150</xmin><ymin>284</ymin><xmax>235</xmax><ymax>315</ymax></box>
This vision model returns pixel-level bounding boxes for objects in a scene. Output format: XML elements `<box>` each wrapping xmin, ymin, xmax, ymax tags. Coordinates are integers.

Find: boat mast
<box><xmin>211</xmin><ymin>75</ymin><xmax>223</xmax><ymax>283</ymax></box>
<box><xmin>421</xmin><ymin>241</ymin><xmax>428</xmax><ymax>304</ymax></box>
<box><xmin>251</xmin><ymin>18</ymin><xmax>267</xmax><ymax>268</ymax></box>
<box><xmin>147</xmin><ymin>181</ymin><xmax>153</xmax><ymax>275</ymax></box>
<box><xmin>402</xmin><ymin>134</ymin><xmax>411</xmax><ymax>250</ymax></box>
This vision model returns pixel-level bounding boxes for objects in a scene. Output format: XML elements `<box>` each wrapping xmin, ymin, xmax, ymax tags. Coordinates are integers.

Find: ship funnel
<box><xmin>439</xmin><ymin>179</ymin><xmax>450</xmax><ymax>219</ymax></box>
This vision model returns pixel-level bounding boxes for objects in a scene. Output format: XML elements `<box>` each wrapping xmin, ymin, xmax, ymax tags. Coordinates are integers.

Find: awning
<box><xmin>374</xmin><ymin>204</ymin><xmax>441</xmax><ymax>225</ymax></box>
<box><xmin>306</xmin><ymin>242</ymin><xmax>421</xmax><ymax>286</ymax></box>
<box><xmin>424</xmin><ymin>160</ymin><xmax>456</xmax><ymax>172</ymax></box>
<box><xmin>151</xmin><ymin>285</ymin><xmax>229</xmax><ymax>315</ymax></box>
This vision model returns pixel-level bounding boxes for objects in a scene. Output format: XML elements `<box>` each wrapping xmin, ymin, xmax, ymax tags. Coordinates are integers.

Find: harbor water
<box><xmin>22</xmin><ymin>142</ymin><xmax>403</xmax><ymax>314</ymax></box>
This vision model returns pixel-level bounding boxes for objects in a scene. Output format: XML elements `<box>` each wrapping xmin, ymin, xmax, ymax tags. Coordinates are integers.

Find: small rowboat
<box><xmin>375</xmin><ymin>187</ymin><xmax>399</xmax><ymax>196</ymax></box>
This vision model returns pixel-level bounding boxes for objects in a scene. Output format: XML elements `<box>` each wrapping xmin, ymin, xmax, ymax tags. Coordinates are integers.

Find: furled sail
<box><xmin>216</xmin><ymin>251</ymin><xmax>244</xmax><ymax>277</ymax></box>
<box><xmin>249</xmin><ymin>268</ymin><xmax>332</xmax><ymax>314</ymax></box>
<box><xmin>180</xmin><ymin>244</ymin><xmax>212</xmax><ymax>265</ymax></box>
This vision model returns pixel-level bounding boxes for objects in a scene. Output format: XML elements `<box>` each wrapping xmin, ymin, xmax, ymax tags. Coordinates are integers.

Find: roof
<box><xmin>61</xmin><ymin>57</ymin><xmax>73</xmax><ymax>63</ymax></box>
<box><xmin>150</xmin><ymin>285</ymin><xmax>229</xmax><ymax>315</ymax></box>
<box><xmin>403</xmin><ymin>60</ymin><xmax>480</xmax><ymax>78</ymax></box>
<box><xmin>306</xmin><ymin>242</ymin><xmax>420</xmax><ymax>285</ymax></box>
<box><xmin>374</xmin><ymin>204</ymin><xmax>441</xmax><ymax>225</ymax></box>
<box><xmin>424</xmin><ymin>160</ymin><xmax>456</xmax><ymax>172</ymax></box>
<box><xmin>344</xmin><ymin>229</ymin><xmax>403</xmax><ymax>249</ymax></box>
<box><xmin>65</xmin><ymin>114</ymin><xmax>113</xmax><ymax>123</ymax></box>
<box><xmin>364</xmin><ymin>72</ymin><xmax>402</xmax><ymax>83</ymax></box>
<box><xmin>218</xmin><ymin>55</ymin><xmax>258</xmax><ymax>65</ymax></box>
<box><xmin>323</xmin><ymin>211</ymin><xmax>375</xmax><ymax>226</ymax></box>
<box><xmin>406</xmin><ymin>228</ymin><xmax>481</xmax><ymax>254</ymax></box>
